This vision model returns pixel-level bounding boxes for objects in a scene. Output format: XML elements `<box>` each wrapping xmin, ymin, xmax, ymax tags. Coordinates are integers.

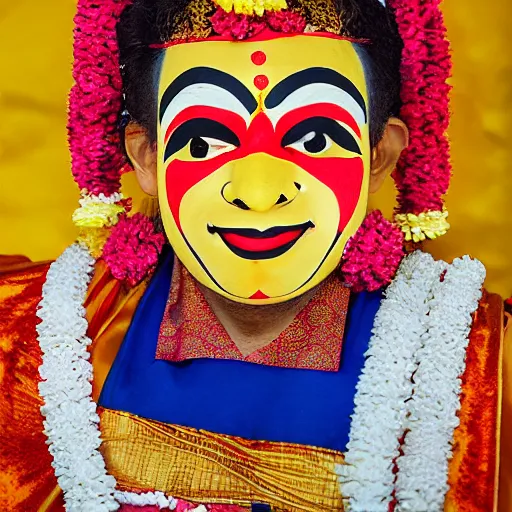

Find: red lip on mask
<box><xmin>207</xmin><ymin>221</ymin><xmax>314</xmax><ymax>260</ymax></box>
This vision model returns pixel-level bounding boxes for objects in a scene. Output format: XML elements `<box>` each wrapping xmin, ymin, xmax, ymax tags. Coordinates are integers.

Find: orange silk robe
<box><xmin>0</xmin><ymin>255</ymin><xmax>506</xmax><ymax>511</ymax></box>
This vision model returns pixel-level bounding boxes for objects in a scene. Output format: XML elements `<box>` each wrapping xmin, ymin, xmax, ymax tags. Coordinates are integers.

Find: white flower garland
<box><xmin>338</xmin><ymin>251</ymin><xmax>485</xmax><ymax>512</ymax></box>
<box><xmin>114</xmin><ymin>490</ymin><xmax>178</xmax><ymax>509</ymax></box>
<box><xmin>37</xmin><ymin>244</ymin><xmax>118</xmax><ymax>511</ymax></box>
<box><xmin>395</xmin><ymin>256</ymin><xmax>485</xmax><ymax>511</ymax></box>
<box><xmin>337</xmin><ymin>251</ymin><xmax>446</xmax><ymax>512</ymax></box>
<box><xmin>36</xmin><ymin>246</ymin><xmax>485</xmax><ymax>511</ymax></box>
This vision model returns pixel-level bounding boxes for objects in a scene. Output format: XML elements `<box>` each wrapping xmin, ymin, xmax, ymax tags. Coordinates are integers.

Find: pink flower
<box><xmin>69</xmin><ymin>0</ymin><xmax>132</xmax><ymax>196</ymax></box>
<box><xmin>266</xmin><ymin>10</ymin><xmax>306</xmax><ymax>32</ymax></box>
<box><xmin>102</xmin><ymin>213</ymin><xmax>165</xmax><ymax>287</ymax></box>
<box><xmin>210</xmin><ymin>6</ymin><xmax>306</xmax><ymax>39</ymax></box>
<box><xmin>340</xmin><ymin>211</ymin><xmax>404</xmax><ymax>293</ymax></box>
<box><xmin>211</xmin><ymin>8</ymin><xmax>266</xmax><ymax>40</ymax></box>
<box><xmin>388</xmin><ymin>0</ymin><xmax>452</xmax><ymax>217</ymax></box>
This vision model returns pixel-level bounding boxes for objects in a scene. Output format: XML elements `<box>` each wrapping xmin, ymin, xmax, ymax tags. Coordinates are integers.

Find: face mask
<box><xmin>157</xmin><ymin>34</ymin><xmax>371</xmax><ymax>304</ymax></box>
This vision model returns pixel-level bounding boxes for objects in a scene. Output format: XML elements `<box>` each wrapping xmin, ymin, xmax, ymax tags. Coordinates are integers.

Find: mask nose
<box><xmin>222</xmin><ymin>153</ymin><xmax>301</xmax><ymax>213</ymax></box>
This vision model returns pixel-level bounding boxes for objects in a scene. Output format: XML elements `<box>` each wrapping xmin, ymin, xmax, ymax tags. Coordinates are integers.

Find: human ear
<box><xmin>124</xmin><ymin>122</ymin><xmax>158</xmax><ymax>196</ymax></box>
<box><xmin>369</xmin><ymin>117</ymin><xmax>409</xmax><ymax>194</ymax></box>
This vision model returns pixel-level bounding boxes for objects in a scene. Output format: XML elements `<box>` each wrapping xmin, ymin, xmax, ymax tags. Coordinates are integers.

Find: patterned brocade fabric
<box><xmin>156</xmin><ymin>258</ymin><xmax>350</xmax><ymax>371</ymax></box>
<box><xmin>100</xmin><ymin>408</ymin><xmax>345</xmax><ymax>512</ymax></box>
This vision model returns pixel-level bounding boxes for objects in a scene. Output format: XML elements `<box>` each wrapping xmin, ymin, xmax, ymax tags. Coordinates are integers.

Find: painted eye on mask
<box><xmin>281</xmin><ymin>116</ymin><xmax>361</xmax><ymax>156</ymax></box>
<box><xmin>164</xmin><ymin>117</ymin><xmax>240</xmax><ymax>161</ymax></box>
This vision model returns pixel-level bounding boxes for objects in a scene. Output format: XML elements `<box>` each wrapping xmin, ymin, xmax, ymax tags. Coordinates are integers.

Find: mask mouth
<box><xmin>207</xmin><ymin>220</ymin><xmax>315</xmax><ymax>260</ymax></box>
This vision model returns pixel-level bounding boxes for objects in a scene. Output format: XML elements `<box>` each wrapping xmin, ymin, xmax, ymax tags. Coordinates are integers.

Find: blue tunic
<box><xmin>100</xmin><ymin>248</ymin><xmax>382</xmax><ymax>452</ymax></box>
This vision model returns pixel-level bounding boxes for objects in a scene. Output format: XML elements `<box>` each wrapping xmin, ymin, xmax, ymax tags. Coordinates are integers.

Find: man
<box><xmin>1</xmin><ymin>0</ymin><xmax>508</xmax><ymax>510</ymax></box>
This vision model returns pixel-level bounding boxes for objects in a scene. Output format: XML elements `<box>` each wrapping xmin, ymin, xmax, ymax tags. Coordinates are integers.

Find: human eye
<box><xmin>188</xmin><ymin>136</ymin><xmax>236</xmax><ymax>159</ymax></box>
<box><xmin>164</xmin><ymin>118</ymin><xmax>240</xmax><ymax>161</ymax></box>
<box><xmin>281</xmin><ymin>116</ymin><xmax>361</xmax><ymax>156</ymax></box>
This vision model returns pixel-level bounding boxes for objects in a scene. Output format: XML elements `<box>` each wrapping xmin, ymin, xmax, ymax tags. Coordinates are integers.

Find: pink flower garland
<box><xmin>388</xmin><ymin>0</ymin><xmax>452</xmax><ymax>215</ymax></box>
<box><xmin>340</xmin><ymin>210</ymin><xmax>404</xmax><ymax>292</ymax></box>
<box><xmin>211</xmin><ymin>7</ymin><xmax>305</xmax><ymax>39</ymax></box>
<box><xmin>68</xmin><ymin>0</ymin><xmax>132</xmax><ymax>196</ymax></box>
<box><xmin>102</xmin><ymin>213</ymin><xmax>165</xmax><ymax>286</ymax></box>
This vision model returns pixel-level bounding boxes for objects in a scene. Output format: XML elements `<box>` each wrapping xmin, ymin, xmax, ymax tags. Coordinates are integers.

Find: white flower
<box><xmin>339</xmin><ymin>251</ymin><xmax>485</xmax><ymax>512</ymax></box>
<box><xmin>339</xmin><ymin>251</ymin><xmax>447</xmax><ymax>511</ymax></box>
<box><xmin>37</xmin><ymin>244</ymin><xmax>119</xmax><ymax>511</ymax></box>
<box><xmin>395</xmin><ymin>256</ymin><xmax>485</xmax><ymax>512</ymax></box>
<box><xmin>114</xmin><ymin>490</ymin><xmax>177</xmax><ymax>509</ymax></box>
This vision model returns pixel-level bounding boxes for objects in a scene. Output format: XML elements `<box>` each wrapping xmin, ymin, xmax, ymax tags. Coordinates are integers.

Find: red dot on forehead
<box><xmin>254</xmin><ymin>74</ymin><xmax>269</xmax><ymax>90</ymax></box>
<box><xmin>251</xmin><ymin>50</ymin><xmax>267</xmax><ymax>65</ymax></box>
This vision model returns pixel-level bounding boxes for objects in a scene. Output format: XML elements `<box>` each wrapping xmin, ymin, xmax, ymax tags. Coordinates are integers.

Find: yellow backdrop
<box><xmin>0</xmin><ymin>0</ymin><xmax>511</xmax><ymax>296</ymax></box>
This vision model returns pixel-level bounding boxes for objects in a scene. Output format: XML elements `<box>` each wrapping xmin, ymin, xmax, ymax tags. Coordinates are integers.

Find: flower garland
<box><xmin>211</xmin><ymin>6</ymin><xmax>306</xmax><ymax>39</ymax></box>
<box><xmin>72</xmin><ymin>193</ymin><xmax>126</xmax><ymax>229</ymax></box>
<box><xmin>69</xmin><ymin>0</ymin><xmax>131</xmax><ymax>196</ymax></box>
<box><xmin>387</xmin><ymin>0</ymin><xmax>453</xmax><ymax>240</ymax></box>
<box><xmin>340</xmin><ymin>210</ymin><xmax>404</xmax><ymax>292</ymax></box>
<box><xmin>395</xmin><ymin>210</ymin><xmax>450</xmax><ymax>243</ymax></box>
<box><xmin>37</xmin><ymin>246</ymin><xmax>485</xmax><ymax>510</ymax></box>
<box><xmin>338</xmin><ymin>251</ymin><xmax>485</xmax><ymax>511</ymax></box>
<box><xmin>395</xmin><ymin>256</ymin><xmax>485</xmax><ymax>511</ymax></box>
<box><xmin>337</xmin><ymin>251</ymin><xmax>446</xmax><ymax>511</ymax></box>
<box><xmin>102</xmin><ymin>213</ymin><xmax>166</xmax><ymax>287</ymax></box>
<box><xmin>215</xmin><ymin>0</ymin><xmax>287</xmax><ymax>16</ymax></box>
<box><xmin>114</xmin><ymin>490</ymin><xmax>177</xmax><ymax>509</ymax></box>
<box><xmin>37</xmin><ymin>244</ymin><xmax>118</xmax><ymax>511</ymax></box>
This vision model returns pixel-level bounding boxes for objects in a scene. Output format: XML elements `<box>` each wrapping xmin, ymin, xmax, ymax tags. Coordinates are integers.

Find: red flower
<box><xmin>266</xmin><ymin>10</ymin><xmax>306</xmax><ymax>32</ymax></box>
<box><xmin>211</xmin><ymin>9</ymin><xmax>266</xmax><ymax>40</ymax></box>
<box><xmin>69</xmin><ymin>0</ymin><xmax>132</xmax><ymax>196</ymax></box>
<box><xmin>340</xmin><ymin>211</ymin><xmax>404</xmax><ymax>293</ymax></box>
<box><xmin>210</xmin><ymin>6</ymin><xmax>306</xmax><ymax>39</ymax></box>
<box><xmin>388</xmin><ymin>0</ymin><xmax>452</xmax><ymax>217</ymax></box>
<box><xmin>102</xmin><ymin>213</ymin><xmax>165</xmax><ymax>287</ymax></box>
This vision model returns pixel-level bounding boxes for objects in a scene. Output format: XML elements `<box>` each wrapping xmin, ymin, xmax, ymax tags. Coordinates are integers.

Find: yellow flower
<box><xmin>72</xmin><ymin>201</ymin><xmax>125</xmax><ymax>229</ymax></box>
<box><xmin>77</xmin><ymin>227</ymin><xmax>112</xmax><ymax>259</ymax></box>
<box><xmin>216</xmin><ymin>0</ymin><xmax>234</xmax><ymax>12</ymax></box>
<box><xmin>264</xmin><ymin>0</ymin><xmax>287</xmax><ymax>11</ymax></box>
<box><xmin>394</xmin><ymin>210</ymin><xmax>450</xmax><ymax>243</ymax></box>
<box><xmin>216</xmin><ymin>0</ymin><xmax>286</xmax><ymax>15</ymax></box>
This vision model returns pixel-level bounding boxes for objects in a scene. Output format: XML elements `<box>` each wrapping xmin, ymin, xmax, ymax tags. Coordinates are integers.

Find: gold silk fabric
<box><xmin>1</xmin><ymin>1</ymin><xmax>510</xmax><ymax>297</ymax></box>
<box><xmin>99</xmin><ymin>408</ymin><xmax>345</xmax><ymax>511</ymax></box>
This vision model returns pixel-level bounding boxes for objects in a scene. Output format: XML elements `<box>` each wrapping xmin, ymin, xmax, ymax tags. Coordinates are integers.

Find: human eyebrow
<box><xmin>264</xmin><ymin>67</ymin><xmax>367</xmax><ymax>123</ymax></box>
<box><xmin>159</xmin><ymin>67</ymin><xmax>258</xmax><ymax>123</ymax></box>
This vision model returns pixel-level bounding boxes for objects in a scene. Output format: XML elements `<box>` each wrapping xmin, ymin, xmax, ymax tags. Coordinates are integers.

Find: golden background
<box><xmin>0</xmin><ymin>0</ymin><xmax>510</xmax><ymax>296</ymax></box>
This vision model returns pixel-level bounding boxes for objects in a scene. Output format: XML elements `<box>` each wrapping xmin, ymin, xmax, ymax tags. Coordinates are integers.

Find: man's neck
<box><xmin>198</xmin><ymin>283</ymin><xmax>318</xmax><ymax>357</ymax></box>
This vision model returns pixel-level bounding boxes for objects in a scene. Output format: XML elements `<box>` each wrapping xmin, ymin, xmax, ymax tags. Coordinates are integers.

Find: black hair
<box><xmin>117</xmin><ymin>0</ymin><xmax>403</xmax><ymax>147</ymax></box>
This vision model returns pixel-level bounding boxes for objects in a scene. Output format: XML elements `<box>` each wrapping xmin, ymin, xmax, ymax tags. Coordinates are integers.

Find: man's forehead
<box><xmin>158</xmin><ymin>35</ymin><xmax>367</xmax><ymax>99</ymax></box>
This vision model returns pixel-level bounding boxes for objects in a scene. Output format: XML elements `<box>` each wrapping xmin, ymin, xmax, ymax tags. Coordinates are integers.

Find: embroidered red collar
<box><xmin>156</xmin><ymin>259</ymin><xmax>350</xmax><ymax>371</ymax></box>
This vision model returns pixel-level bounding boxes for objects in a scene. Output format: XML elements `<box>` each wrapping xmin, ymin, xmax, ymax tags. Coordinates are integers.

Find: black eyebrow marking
<box><xmin>159</xmin><ymin>67</ymin><xmax>258</xmax><ymax>123</ymax></box>
<box><xmin>281</xmin><ymin>116</ymin><xmax>361</xmax><ymax>155</ymax></box>
<box><xmin>164</xmin><ymin>118</ymin><xmax>240</xmax><ymax>161</ymax></box>
<box><xmin>264</xmin><ymin>67</ymin><xmax>367</xmax><ymax>123</ymax></box>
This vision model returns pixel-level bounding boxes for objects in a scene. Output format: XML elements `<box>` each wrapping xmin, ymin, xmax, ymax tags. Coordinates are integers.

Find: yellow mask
<box><xmin>157</xmin><ymin>34</ymin><xmax>370</xmax><ymax>304</ymax></box>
